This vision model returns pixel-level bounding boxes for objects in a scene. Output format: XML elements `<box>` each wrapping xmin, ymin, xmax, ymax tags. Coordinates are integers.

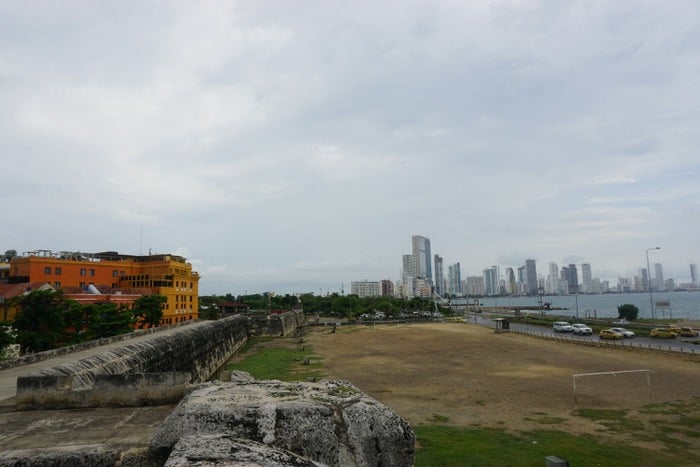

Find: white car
<box><xmin>571</xmin><ymin>323</ymin><xmax>593</xmax><ymax>335</ymax></box>
<box><xmin>609</xmin><ymin>327</ymin><xmax>635</xmax><ymax>338</ymax></box>
<box><xmin>553</xmin><ymin>321</ymin><xmax>574</xmax><ymax>332</ymax></box>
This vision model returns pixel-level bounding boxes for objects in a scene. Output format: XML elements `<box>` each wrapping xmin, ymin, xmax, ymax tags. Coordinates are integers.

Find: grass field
<box><xmin>227</xmin><ymin>325</ymin><xmax>700</xmax><ymax>466</ymax></box>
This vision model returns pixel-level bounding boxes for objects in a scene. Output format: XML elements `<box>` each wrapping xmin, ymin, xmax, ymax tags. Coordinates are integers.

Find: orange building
<box><xmin>9</xmin><ymin>250</ymin><xmax>200</xmax><ymax>324</ymax></box>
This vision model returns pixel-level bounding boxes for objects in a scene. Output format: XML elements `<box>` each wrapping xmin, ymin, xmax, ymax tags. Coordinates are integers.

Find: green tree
<box><xmin>133</xmin><ymin>294</ymin><xmax>167</xmax><ymax>328</ymax></box>
<box><xmin>62</xmin><ymin>300</ymin><xmax>95</xmax><ymax>344</ymax></box>
<box><xmin>0</xmin><ymin>321</ymin><xmax>14</xmax><ymax>357</ymax></box>
<box><xmin>3</xmin><ymin>249</ymin><xmax>17</xmax><ymax>262</ymax></box>
<box><xmin>199</xmin><ymin>304</ymin><xmax>221</xmax><ymax>320</ymax></box>
<box><xmin>88</xmin><ymin>303</ymin><xmax>135</xmax><ymax>338</ymax></box>
<box><xmin>617</xmin><ymin>304</ymin><xmax>639</xmax><ymax>321</ymax></box>
<box><xmin>13</xmin><ymin>289</ymin><xmax>74</xmax><ymax>353</ymax></box>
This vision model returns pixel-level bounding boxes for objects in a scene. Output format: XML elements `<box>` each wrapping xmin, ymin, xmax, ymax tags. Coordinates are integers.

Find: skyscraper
<box><xmin>525</xmin><ymin>259</ymin><xmax>538</xmax><ymax>295</ymax></box>
<box><xmin>561</xmin><ymin>264</ymin><xmax>578</xmax><ymax>294</ymax></box>
<box><xmin>434</xmin><ymin>254</ymin><xmax>445</xmax><ymax>296</ymax></box>
<box><xmin>411</xmin><ymin>235</ymin><xmax>432</xmax><ymax>283</ymax></box>
<box><xmin>448</xmin><ymin>262</ymin><xmax>461</xmax><ymax>296</ymax></box>
<box><xmin>402</xmin><ymin>254</ymin><xmax>417</xmax><ymax>277</ymax></box>
<box><xmin>654</xmin><ymin>263</ymin><xmax>664</xmax><ymax>291</ymax></box>
<box><xmin>581</xmin><ymin>263</ymin><xmax>592</xmax><ymax>293</ymax></box>
<box><xmin>484</xmin><ymin>266</ymin><xmax>499</xmax><ymax>296</ymax></box>
<box><xmin>504</xmin><ymin>267</ymin><xmax>517</xmax><ymax>295</ymax></box>
<box><xmin>691</xmin><ymin>263</ymin><xmax>698</xmax><ymax>287</ymax></box>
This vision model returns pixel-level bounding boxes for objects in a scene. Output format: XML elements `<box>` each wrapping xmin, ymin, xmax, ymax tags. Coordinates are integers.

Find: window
<box><xmin>89</xmin><ymin>269</ymin><xmax>95</xmax><ymax>276</ymax></box>
<box><xmin>80</xmin><ymin>269</ymin><xmax>87</xmax><ymax>276</ymax></box>
<box><xmin>112</xmin><ymin>270</ymin><xmax>119</xmax><ymax>277</ymax></box>
<box><xmin>55</xmin><ymin>267</ymin><xmax>62</xmax><ymax>275</ymax></box>
<box><xmin>44</xmin><ymin>267</ymin><xmax>52</xmax><ymax>274</ymax></box>
<box><xmin>79</xmin><ymin>282</ymin><xmax>86</xmax><ymax>288</ymax></box>
<box><xmin>54</xmin><ymin>282</ymin><xmax>61</xmax><ymax>288</ymax></box>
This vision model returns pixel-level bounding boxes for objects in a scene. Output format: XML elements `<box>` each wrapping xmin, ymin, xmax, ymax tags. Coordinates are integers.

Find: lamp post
<box><xmin>646</xmin><ymin>247</ymin><xmax>660</xmax><ymax>320</ymax></box>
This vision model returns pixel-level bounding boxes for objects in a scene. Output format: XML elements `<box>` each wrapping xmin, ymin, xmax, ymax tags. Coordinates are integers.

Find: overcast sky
<box><xmin>2</xmin><ymin>1</ymin><xmax>699</xmax><ymax>295</ymax></box>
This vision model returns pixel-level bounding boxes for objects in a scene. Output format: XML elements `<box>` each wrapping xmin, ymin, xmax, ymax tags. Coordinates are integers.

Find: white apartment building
<box><xmin>351</xmin><ymin>281</ymin><xmax>381</xmax><ymax>298</ymax></box>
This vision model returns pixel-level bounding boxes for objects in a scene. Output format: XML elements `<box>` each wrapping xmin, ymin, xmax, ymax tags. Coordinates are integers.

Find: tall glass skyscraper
<box><xmin>525</xmin><ymin>259</ymin><xmax>538</xmax><ymax>295</ymax></box>
<box><xmin>581</xmin><ymin>263</ymin><xmax>592</xmax><ymax>293</ymax></box>
<box><xmin>448</xmin><ymin>262</ymin><xmax>461</xmax><ymax>295</ymax></box>
<box><xmin>412</xmin><ymin>235</ymin><xmax>432</xmax><ymax>283</ymax></box>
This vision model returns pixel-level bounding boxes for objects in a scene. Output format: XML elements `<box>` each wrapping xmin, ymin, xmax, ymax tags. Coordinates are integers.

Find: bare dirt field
<box><xmin>304</xmin><ymin>322</ymin><xmax>700</xmax><ymax>449</ymax></box>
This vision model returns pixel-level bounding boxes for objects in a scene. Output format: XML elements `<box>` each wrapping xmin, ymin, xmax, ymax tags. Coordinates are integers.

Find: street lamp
<box><xmin>646</xmin><ymin>247</ymin><xmax>661</xmax><ymax>320</ymax></box>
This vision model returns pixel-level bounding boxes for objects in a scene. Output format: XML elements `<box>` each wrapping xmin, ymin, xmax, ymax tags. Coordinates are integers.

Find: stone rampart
<box><xmin>0</xmin><ymin>319</ymin><xmax>198</xmax><ymax>371</ymax></box>
<box><xmin>16</xmin><ymin>315</ymin><xmax>250</xmax><ymax>410</ymax></box>
<box><xmin>248</xmin><ymin>309</ymin><xmax>305</xmax><ymax>337</ymax></box>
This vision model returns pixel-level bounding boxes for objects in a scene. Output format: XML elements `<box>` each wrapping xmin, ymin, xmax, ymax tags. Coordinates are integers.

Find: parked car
<box><xmin>650</xmin><ymin>328</ymin><xmax>677</xmax><ymax>339</ymax></box>
<box><xmin>599</xmin><ymin>329</ymin><xmax>624</xmax><ymax>340</ymax></box>
<box><xmin>553</xmin><ymin>321</ymin><xmax>574</xmax><ymax>332</ymax></box>
<box><xmin>609</xmin><ymin>327</ymin><xmax>635</xmax><ymax>338</ymax></box>
<box><xmin>571</xmin><ymin>323</ymin><xmax>593</xmax><ymax>335</ymax></box>
<box><xmin>666</xmin><ymin>326</ymin><xmax>699</xmax><ymax>337</ymax></box>
<box><xmin>612</xmin><ymin>318</ymin><xmax>629</xmax><ymax>325</ymax></box>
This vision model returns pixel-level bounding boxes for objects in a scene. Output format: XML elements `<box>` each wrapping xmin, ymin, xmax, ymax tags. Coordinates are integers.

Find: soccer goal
<box><xmin>573</xmin><ymin>369</ymin><xmax>653</xmax><ymax>408</ymax></box>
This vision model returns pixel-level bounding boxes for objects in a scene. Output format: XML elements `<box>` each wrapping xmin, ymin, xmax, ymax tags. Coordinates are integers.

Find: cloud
<box><xmin>1</xmin><ymin>1</ymin><xmax>699</xmax><ymax>292</ymax></box>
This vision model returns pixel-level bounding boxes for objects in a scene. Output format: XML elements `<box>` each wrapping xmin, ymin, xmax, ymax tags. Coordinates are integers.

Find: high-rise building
<box><xmin>411</xmin><ymin>235</ymin><xmax>432</xmax><ymax>283</ymax></box>
<box><xmin>402</xmin><ymin>254</ymin><xmax>417</xmax><ymax>277</ymax></box>
<box><xmin>434</xmin><ymin>254</ymin><xmax>445</xmax><ymax>296</ymax></box>
<box><xmin>465</xmin><ymin>276</ymin><xmax>485</xmax><ymax>296</ymax></box>
<box><xmin>484</xmin><ymin>266</ymin><xmax>499</xmax><ymax>296</ymax></box>
<box><xmin>640</xmin><ymin>268</ymin><xmax>650</xmax><ymax>291</ymax></box>
<box><xmin>504</xmin><ymin>268</ymin><xmax>517</xmax><ymax>295</ymax></box>
<box><xmin>654</xmin><ymin>263</ymin><xmax>664</xmax><ymax>291</ymax></box>
<box><xmin>525</xmin><ymin>259</ymin><xmax>538</xmax><ymax>295</ymax></box>
<box><xmin>691</xmin><ymin>264</ymin><xmax>698</xmax><ymax>287</ymax></box>
<box><xmin>581</xmin><ymin>263</ymin><xmax>592</xmax><ymax>293</ymax></box>
<box><xmin>447</xmin><ymin>262</ymin><xmax>461</xmax><ymax>296</ymax></box>
<box><xmin>561</xmin><ymin>264</ymin><xmax>578</xmax><ymax>294</ymax></box>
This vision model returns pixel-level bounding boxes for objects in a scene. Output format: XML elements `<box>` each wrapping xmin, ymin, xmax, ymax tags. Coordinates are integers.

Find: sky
<box><xmin>1</xmin><ymin>1</ymin><xmax>699</xmax><ymax>295</ymax></box>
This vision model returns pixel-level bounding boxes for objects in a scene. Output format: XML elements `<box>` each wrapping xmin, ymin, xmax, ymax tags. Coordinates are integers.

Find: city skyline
<box><xmin>1</xmin><ymin>3</ymin><xmax>698</xmax><ymax>296</ymax></box>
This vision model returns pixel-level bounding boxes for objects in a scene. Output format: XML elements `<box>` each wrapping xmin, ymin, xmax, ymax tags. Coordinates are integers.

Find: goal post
<box><xmin>573</xmin><ymin>369</ymin><xmax>653</xmax><ymax>408</ymax></box>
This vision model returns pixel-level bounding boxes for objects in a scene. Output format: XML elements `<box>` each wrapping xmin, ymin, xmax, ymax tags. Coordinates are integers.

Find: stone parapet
<box><xmin>15</xmin><ymin>316</ymin><xmax>249</xmax><ymax>410</ymax></box>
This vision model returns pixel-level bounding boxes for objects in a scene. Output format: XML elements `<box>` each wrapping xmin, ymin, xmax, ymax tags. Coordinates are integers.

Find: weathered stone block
<box><xmin>149</xmin><ymin>380</ymin><xmax>415</xmax><ymax>467</ymax></box>
<box><xmin>165</xmin><ymin>435</ymin><xmax>323</xmax><ymax>466</ymax></box>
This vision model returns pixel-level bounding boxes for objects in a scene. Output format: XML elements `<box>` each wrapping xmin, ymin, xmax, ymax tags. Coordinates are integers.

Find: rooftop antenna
<box><xmin>139</xmin><ymin>224</ymin><xmax>143</xmax><ymax>255</ymax></box>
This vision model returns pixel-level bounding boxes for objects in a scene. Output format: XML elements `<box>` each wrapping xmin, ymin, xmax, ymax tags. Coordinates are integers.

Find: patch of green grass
<box><xmin>414</xmin><ymin>425</ymin><xmax>692</xmax><ymax>467</ymax></box>
<box><xmin>226</xmin><ymin>341</ymin><xmax>325</xmax><ymax>382</ymax></box>
<box><xmin>574</xmin><ymin>408</ymin><xmax>629</xmax><ymax>421</ymax></box>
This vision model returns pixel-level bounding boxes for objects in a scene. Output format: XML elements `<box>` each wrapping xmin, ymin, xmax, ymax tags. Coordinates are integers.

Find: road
<box><xmin>466</xmin><ymin>312</ymin><xmax>700</xmax><ymax>354</ymax></box>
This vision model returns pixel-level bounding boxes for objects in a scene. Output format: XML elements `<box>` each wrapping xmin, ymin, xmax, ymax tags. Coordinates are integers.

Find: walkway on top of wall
<box><xmin>0</xmin><ymin>320</ymin><xmax>214</xmax><ymax>406</ymax></box>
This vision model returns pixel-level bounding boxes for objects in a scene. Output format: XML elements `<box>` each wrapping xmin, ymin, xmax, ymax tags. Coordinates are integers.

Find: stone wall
<box><xmin>248</xmin><ymin>309</ymin><xmax>305</xmax><ymax>337</ymax></box>
<box><xmin>16</xmin><ymin>315</ymin><xmax>250</xmax><ymax>410</ymax></box>
<box><xmin>0</xmin><ymin>319</ymin><xmax>198</xmax><ymax>371</ymax></box>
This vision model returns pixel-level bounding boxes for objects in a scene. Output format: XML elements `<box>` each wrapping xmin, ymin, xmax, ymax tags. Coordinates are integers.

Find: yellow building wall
<box><xmin>9</xmin><ymin>253</ymin><xmax>200</xmax><ymax>325</ymax></box>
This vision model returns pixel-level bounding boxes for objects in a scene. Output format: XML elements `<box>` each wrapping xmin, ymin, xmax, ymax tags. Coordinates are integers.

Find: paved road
<box><xmin>467</xmin><ymin>312</ymin><xmax>700</xmax><ymax>354</ymax></box>
<box><xmin>0</xmin><ymin>321</ymin><xmax>207</xmax><ymax>405</ymax></box>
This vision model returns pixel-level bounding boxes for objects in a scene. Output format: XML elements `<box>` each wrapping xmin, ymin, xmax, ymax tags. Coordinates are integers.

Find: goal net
<box><xmin>573</xmin><ymin>369</ymin><xmax>653</xmax><ymax>408</ymax></box>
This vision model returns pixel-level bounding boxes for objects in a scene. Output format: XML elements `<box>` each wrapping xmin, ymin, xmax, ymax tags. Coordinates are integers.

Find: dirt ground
<box><xmin>304</xmin><ymin>322</ymin><xmax>700</xmax><ymax>447</ymax></box>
